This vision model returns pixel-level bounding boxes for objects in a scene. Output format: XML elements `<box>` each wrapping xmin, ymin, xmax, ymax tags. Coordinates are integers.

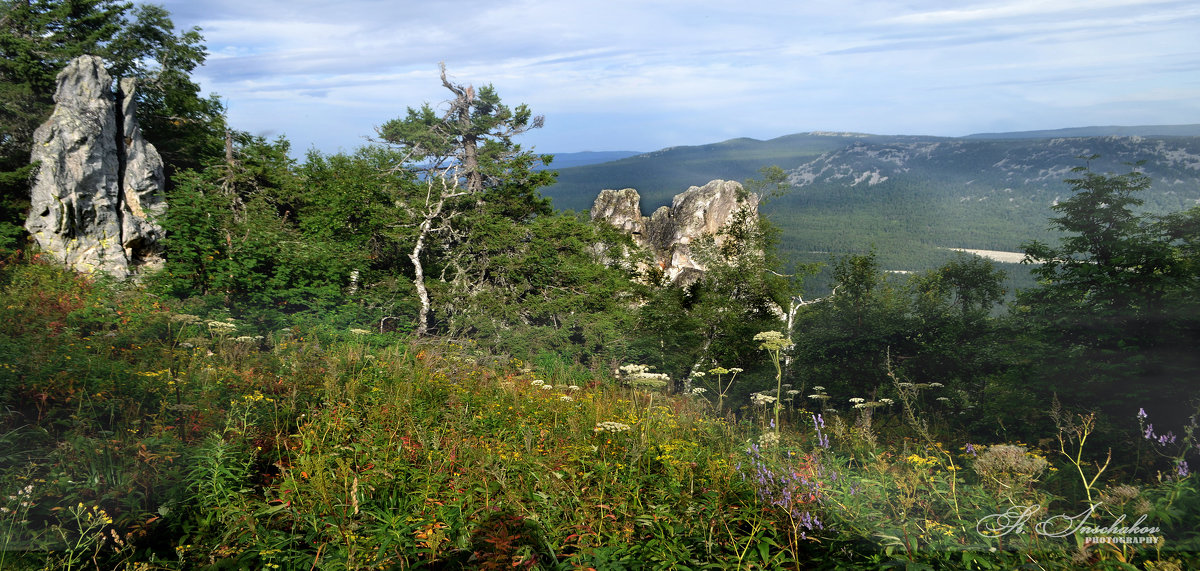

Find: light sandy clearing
<box><xmin>944</xmin><ymin>248</ymin><xmax>1029</xmax><ymax>264</ymax></box>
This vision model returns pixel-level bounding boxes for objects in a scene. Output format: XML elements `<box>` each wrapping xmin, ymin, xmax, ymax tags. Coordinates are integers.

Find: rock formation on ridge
<box><xmin>25</xmin><ymin>55</ymin><xmax>165</xmax><ymax>278</ymax></box>
<box><xmin>591</xmin><ymin>179</ymin><xmax>759</xmax><ymax>284</ymax></box>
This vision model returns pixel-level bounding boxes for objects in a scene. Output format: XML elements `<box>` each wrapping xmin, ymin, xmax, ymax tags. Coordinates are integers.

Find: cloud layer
<box><xmin>141</xmin><ymin>0</ymin><xmax>1200</xmax><ymax>155</ymax></box>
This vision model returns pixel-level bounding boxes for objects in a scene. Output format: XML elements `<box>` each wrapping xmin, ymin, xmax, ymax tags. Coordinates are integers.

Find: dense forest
<box><xmin>2</xmin><ymin>1</ymin><xmax>1200</xmax><ymax>569</ymax></box>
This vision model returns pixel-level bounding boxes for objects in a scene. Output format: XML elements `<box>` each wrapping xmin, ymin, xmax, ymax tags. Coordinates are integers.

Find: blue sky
<box><xmin>138</xmin><ymin>0</ymin><xmax>1200</xmax><ymax>156</ymax></box>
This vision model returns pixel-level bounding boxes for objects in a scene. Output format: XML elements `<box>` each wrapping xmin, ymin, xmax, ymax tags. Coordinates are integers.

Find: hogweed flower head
<box><xmin>753</xmin><ymin>330</ymin><xmax>793</xmax><ymax>352</ymax></box>
<box><xmin>751</xmin><ymin>393</ymin><xmax>778</xmax><ymax>406</ymax></box>
<box><xmin>594</xmin><ymin>421</ymin><xmax>632</xmax><ymax>434</ymax></box>
<box><xmin>759</xmin><ymin>431</ymin><xmax>781</xmax><ymax>448</ymax></box>
<box><xmin>618</xmin><ymin>364</ymin><xmax>669</xmax><ymax>390</ymax></box>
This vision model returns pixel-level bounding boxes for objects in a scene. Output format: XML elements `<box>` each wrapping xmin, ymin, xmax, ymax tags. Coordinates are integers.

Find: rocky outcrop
<box><xmin>25</xmin><ymin>55</ymin><xmax>165</xmax><ymax>278</ymax></box>
<box><xmin>591</xmin><ymin>179</ymin><xmax>759</xmax><ymax>284</ymax></box>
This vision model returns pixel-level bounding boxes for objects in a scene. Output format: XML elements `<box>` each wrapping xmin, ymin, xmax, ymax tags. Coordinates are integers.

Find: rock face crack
<box><xmin>25</xmin><ymin>55</ymin><xmax>165</xmax><ymax>278</ymax></box>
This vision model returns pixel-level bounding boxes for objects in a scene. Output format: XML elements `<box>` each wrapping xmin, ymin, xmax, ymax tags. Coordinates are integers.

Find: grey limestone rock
<box><xmin>25</xmin><ymin>55</ymin><xmax>165</xmax><ymax>278</ymax></box>
<box><xmin>591</xmin><ymin>179</ymin><xmax>759</xmax><ymax>284</ymax></box>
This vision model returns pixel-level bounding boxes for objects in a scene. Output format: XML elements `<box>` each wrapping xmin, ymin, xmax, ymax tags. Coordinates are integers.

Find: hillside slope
<box><xmin>542</xmin><ymin>128</ymin><xmax>1200</xmax><ymax>292</ymax></box>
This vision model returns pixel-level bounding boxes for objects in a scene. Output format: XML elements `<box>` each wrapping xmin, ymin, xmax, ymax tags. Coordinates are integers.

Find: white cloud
<box><xmin>136</xmin><ymin>0</ymin><xmax>1200</xmax><ymax>154</ymax></box>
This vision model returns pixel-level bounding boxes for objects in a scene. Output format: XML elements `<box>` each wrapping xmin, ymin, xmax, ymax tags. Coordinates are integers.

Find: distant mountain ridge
<box><xmin>965</xmin><ymin>124</ymin><xmax>1200</xmax><ymax>139</ymax></box>
<box><xmin>541</xmin><ymin>150</ymin><xmax>641</xmax><ymax>169</ymax></box>
<box><xmin>540</xmin><ymin>126</ymin><xmax>1200</xmax><ymax>292</ymax></box>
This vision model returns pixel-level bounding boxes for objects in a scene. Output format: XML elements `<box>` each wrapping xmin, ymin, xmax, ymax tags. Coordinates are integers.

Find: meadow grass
<box><xmin>1</xmin><ymin>259</ymin><xmax>1198</xmax><ymax>569</ymax></box>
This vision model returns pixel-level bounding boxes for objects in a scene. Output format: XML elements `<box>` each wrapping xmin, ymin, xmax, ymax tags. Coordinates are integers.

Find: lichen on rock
<box><xmin>25</xmin><ymin>55</ymin><xmax>165</xmax><ymax>278</ymax></box>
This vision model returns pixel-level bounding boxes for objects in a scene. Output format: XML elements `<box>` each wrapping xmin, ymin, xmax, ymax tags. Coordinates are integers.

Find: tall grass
<box><xmin>1</xmin><ymin>258</ymin><xmax>1198</xmax><ymax>569</ymax></box>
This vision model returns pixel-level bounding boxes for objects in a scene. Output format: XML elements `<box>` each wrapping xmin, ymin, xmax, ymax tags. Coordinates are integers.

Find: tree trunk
<box><xmin>409</xmin><ymin>222</ymin><xmax>431</xmax><ymax>337</ymax></box>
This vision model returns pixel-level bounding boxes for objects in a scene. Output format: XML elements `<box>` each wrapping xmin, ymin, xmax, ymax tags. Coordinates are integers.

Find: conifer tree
<box><xmin>375</xmin><ymin>63</ymin><xmax>554</xmax><ymax>335</ymax></box>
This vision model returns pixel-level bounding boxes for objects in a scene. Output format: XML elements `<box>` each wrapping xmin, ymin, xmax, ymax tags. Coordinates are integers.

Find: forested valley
<box><xmin>2</xmin><ymin>2</ymin><xmax>1200</xmax><ymax>569</ymax></box>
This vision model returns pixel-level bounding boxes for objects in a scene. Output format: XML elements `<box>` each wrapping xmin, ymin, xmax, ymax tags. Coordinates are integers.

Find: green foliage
<box><xmin>105</xmin><ymin>3</ymin><xmax>227</xmax><ymax>176</ymax></box>
<box><xmin>444</xmin><ymin>212</ymin><xmax>638</xmax><ymax>367</ymax></box>
<box><xmin>2</xmin><ymin>257</ymin><xmax>1200</xmax><ymax>569</ymax></box>
<box><xmin>1017</xmin><ymin>158</ymin><xmax>1200</xmax><ymax>427</ymax></box>
<box><xmin>0</xmin><ymin>0</ymin><xmax>226</xmax><ymax>251</ymax></box>
<box><xmin>155</xmin><ymin>136</ymin><xmax>363</xmax><ymax>328</ymax></box>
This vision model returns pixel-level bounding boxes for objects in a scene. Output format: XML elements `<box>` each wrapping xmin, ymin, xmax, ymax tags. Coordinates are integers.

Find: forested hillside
<box><xmin>2</xmin><ymin>2</ymin><xmax>1200</xmax><ymax>569</ymax></box>
<box><xmin>544</xmin><ymin>131</ymin><xmax>1200</xmax><ymax>293</ymax></box>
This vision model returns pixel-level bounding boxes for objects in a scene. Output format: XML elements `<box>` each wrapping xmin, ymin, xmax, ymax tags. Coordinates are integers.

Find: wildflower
<box><xmin>753</xmin><ymin>330</ymin><xmax>793</xmax><ymax>351</ymax></box>
<box><xmin>808</xmin><ymin>394</ymin><xmax>829</xmax><ymax>400</ymax></box>
<box><xmin>689</xmin><ymin>387</ymin><xmax>708</xmax><ymax>396</ymax></box>
<box><xmin>206</xmin><ymin>320</ymin><xmax>237</xmax><ymax>331</ymax></box>
<box><xmin>531</xmin><ymin>379</ymin><xmax>545</xmax><ymax>386</ymax></box>
<box><xmin>965</xmin><ymin>443</ymin><xmax>977</xmax><ymax>457</ymax></box>
<box><xmin>812</xmin><ymin>414</ymin><xmax>830</xmax><ymax>448</ymax></box>
<box><xmin>729</xmin><ymin>368</ymin><xmax>744</xmax><ymax>374</ymax></box>
<box><xmin>879</xmin><ymin>398</ymin><xmax>894</xmax><ymax>405</ymax></box>
<box><xmin>1177</xmin><ymin>460</ymin><xmax>1190</xmax><ymax>478</ymax></box>
<box><xmin>758</xmin><ymin>431</ymin><xmax>780</xmax><ymax>448</ymax></box>
<box><xmin>618</xmin><ymin>364</ymin><xmax>669</xmax><ymax>389</ymax></box>
<box><xmin>691</xmin><ymin>371</ymin><xmax>706</xmax><ymax>378</ymax></box>
<box><xmin>751</xmin><ymin>393</ymin><xmax>777</xmax><ymax>406</ymax></box>
<box><xmin>349</xmin><ymin>328</ymin><xmax>371</xmax><ymax>335</ymax></box>
<box><xmin>1137</xmin><ymin>408</ymin><xmax>1148</xmax><ymax>420</ymax></box>
<box><xmin>936</xmin><ymin>397</ymin><xmax>950</xmax><ymax>402</ymax></box>
<box><xmin>929</xmin><ymin>382</ymin><xmax>944</xmax><ymax>388</ymax></box>
<box><xmin>848</xmin><ymin>397</ymin><xmax>865</xmax><ymax>404</ymax></box>
<box><xmin>786</xmin><ymin>390</ymin><xmax>800</xmax><ymax>396</ymax></box>
<box><xmin>566</xmin><ymin>385</ymin><xmax>581</xmax><ymax>391</ymax></box>
<box><xmin>594</xmin><ymin>421</ymin><xmax>632</xmax><ymax>434</ymax></box>
<box><xmin>812</xmin><ymin>385</ymin><xmax>825</xmax><ymax>391</ymax></box>
<box><xmin>560</xmin><ymin>395</ymin><xmax>574</xmax><ymax>402</ymax></box>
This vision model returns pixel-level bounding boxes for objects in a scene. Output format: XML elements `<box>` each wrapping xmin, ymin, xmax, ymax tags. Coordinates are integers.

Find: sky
<box><xmin>136</xmin><ymin>0</ymin><xmax>1200</xmax><ymax>156</ymax></box>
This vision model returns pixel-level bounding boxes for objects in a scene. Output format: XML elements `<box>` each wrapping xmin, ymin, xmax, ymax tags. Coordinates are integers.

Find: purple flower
<box><xmin>1144</xmin><ymin>424</ymin><xmax>1155</xmax><ymax>440</ymax></box>
<box><xmin>1178</xmin><ymin>460</ymin><xmax>1190</xmax><ymax>478</ymax></box>
<box><xmin>1137</xmin><ymin>408</ymin><xmax>1148</xmax><ymax>420</ymax></box>
<box><xmin>966</xmin><ymin>443</ymin><xmax>977</xmax><ymax>457</ymax></box>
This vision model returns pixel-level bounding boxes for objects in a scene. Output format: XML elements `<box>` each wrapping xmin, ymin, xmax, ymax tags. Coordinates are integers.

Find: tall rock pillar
<box><xmin>25</xmin><ymin>55</ymin><xmax>165</xmax><ymax>278</ymax></box>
